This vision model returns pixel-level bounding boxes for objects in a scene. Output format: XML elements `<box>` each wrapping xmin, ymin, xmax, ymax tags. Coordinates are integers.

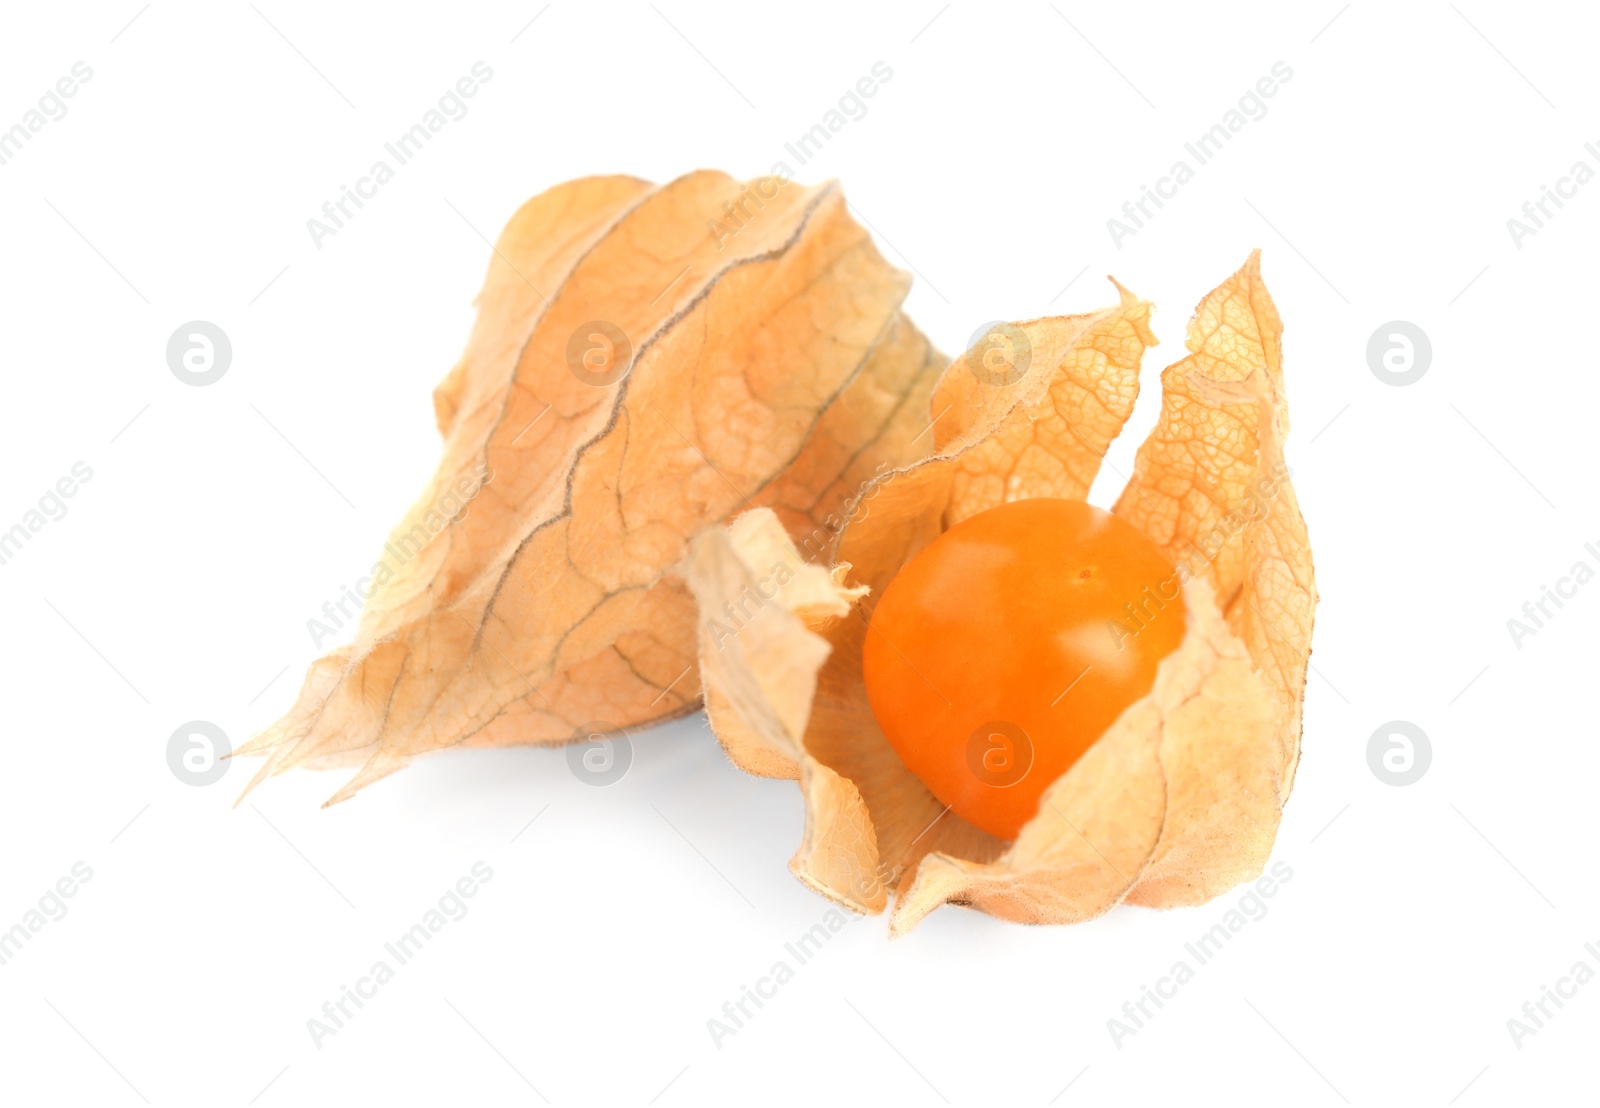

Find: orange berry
<box><xmin>863</xmin><ymin>498</ymin><xmax>1186</xmax><ymax>839</ymax></box>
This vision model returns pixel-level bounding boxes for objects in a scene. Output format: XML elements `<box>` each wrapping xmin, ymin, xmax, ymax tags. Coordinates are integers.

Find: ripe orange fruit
<box><xmin>862</xmin><ymin>498</ymin><xmax>1187</xmax><ymax>839</ymax></box>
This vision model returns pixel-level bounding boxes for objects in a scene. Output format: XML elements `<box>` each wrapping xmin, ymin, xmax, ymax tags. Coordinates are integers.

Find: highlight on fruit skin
<box><xmin>686</xmin><ymin>252</ymin><xmax>1316</xmax><ymax>934</ymax></box>
<box><xmin>862</xmin><ymin>497</ymin><xmax>1189</xmax><ymax>842</ymax></box>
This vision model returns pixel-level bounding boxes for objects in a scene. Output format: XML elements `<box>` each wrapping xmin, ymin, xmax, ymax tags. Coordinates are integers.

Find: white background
<box><xmin>0</xmin><ymin>1</ymin><xmax>1594</xmax><ymax>1105</ymax></box>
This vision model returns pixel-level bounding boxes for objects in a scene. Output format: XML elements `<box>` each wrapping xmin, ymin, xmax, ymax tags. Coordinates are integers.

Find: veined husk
<box><xmin>683</xmin><ymin>253</ymin><xmax>1316</xmax><ymax>932</ymax></box>
<box><xmin>237</xmin><ymin>172</ymin><xmax>944</xmax><ymax>805</ymax></box>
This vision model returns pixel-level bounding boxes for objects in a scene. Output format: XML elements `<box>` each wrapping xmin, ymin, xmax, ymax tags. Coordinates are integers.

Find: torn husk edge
<box><xmin>685</xmin><ymin>255</ymin><xmax>1315</xmax><ymax>932</ymax></box>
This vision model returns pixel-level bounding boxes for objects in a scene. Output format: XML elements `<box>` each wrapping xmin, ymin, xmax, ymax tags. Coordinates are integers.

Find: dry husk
<box><xmin>238</xmin><ymin>173</ymin><xmax>943</xmax><ymax>804</ymax></box>
<box><xmin>238</xmin><ymin>170</ymin><xmax>1316</xmax><ymax>935</ymax></box>
<box><xmin>684</xmin><ymin>253</ymin><xmax>1316</xmax><ymax>932</ymax></box>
